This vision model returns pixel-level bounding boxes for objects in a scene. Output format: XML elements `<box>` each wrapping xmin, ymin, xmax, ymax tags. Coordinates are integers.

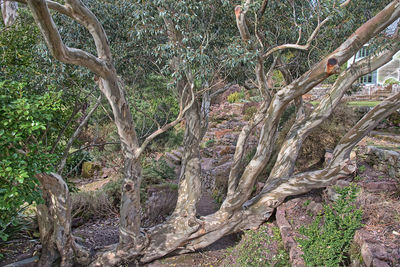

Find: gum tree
<box><xmin>3</xmin><ymin>0</ymin><xmax>400</xmax><ymax>266</ymax></box>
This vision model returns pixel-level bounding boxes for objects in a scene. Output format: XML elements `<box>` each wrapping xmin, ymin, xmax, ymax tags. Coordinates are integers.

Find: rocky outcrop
<box><xmin>353</xmin><ymin>229</ymin><xmax>400</xmax><ymax>267</ymax></box>
<box><xmin>365</xmin><ymin>146</ymin><xmax>400</xmax><ymax>178</ymax></box>
<box><xmin>276</xmin><ymin>205</ymin><xmax>306</xmax><ymax>267</ymax></box>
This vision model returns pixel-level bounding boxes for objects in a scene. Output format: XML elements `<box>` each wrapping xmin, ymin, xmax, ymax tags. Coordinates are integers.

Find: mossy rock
<box><xmin>81</xmin><ymin>162</ymin><xmax>101</xmax><ymax>178</ymax></box>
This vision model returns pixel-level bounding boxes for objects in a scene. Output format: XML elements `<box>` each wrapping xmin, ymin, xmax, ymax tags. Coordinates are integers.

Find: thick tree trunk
<box><xmin>36</xmin><ymin>173</ymin><xmax>74</xmax><ymax>267</ymax></box>
<box><xmin>96</xmin><ymin>76</ymin><xmax>143</xmax><ymax>248</ymax></box>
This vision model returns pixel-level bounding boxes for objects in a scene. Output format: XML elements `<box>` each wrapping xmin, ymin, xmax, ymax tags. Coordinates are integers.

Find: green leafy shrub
<box><xmin>64</xmin><ymin>150</ymin><xmax>92</xmax><ymax>178</ymax></box>
<box><xmin>226</xmin><ymin>225</ymin><xmax>272</xmax><ymax>267</ymax></box>
<box><xmin>227</xmin><ymin>90</ymin><xmax>246</xmax><ymax>103</ymax></box>
<box><xmin>102</xmin><ymin>178</ymin><xmax>123</xmax><ymax>208</ymax></box>
<box><xmin>384</xmin><ymin>78</ymin><xmax>400</xmax><ymax>85</ymax></box>
<box><xmin>297</xmin><ymin>185</ymin><xmax>363</xmax><ymax>267</ymax></box>
<box><xmin>227</xmin><ymin>92</ymin><xmax>240</xmax><ymax>103</ymax></box>
<box><xmin>0</xmin><ymin>81</ymin><xmax>63</xmax><ymax>241</ymax></box>
<box><xmin>142</xmin><ymin>159</ymin><xmax>176</xmax><ymax>185</ymax></box>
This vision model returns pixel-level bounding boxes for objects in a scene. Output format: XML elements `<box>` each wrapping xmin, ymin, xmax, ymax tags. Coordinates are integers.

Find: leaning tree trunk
<box><xmin>13</xmin><ymin>0</ymin><xmax>400</xmax><ymax>266</ymax></box>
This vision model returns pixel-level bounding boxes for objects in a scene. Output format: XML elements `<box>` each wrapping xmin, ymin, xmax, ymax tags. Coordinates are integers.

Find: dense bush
<box><xmin>298</xmin><ymin>185</ymin><xmax>363</xmax><ymax>266</ymax></box>
<box><xmin>0</xmin><ymin>81</ymin><xmax>63</xmax><ymax>240</ymax></box>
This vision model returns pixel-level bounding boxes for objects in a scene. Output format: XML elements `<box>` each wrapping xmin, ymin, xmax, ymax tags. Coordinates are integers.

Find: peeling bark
<box><xmin>35</xmin><ymin>173</ymin><xmax>89</xmax><ymax>267</ymax></box>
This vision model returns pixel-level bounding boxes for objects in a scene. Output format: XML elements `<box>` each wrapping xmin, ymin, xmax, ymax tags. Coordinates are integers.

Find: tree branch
<box><xmin>268</xmin><ymin>43</ymin><xmax>400</xmax><ymax>180</ymax></box>
<box><xmin>262</xmin><ymin>16</ymin><xmax>330</xmax><ymax>59</ymax></box>
<box><xmin>26</xmin><ymin>0</ymin><xmax>110</xmax><ymax>77</ymax></box>
<box><xmin>57</xmin><ymin>95</ymin><xmax>102</xmax><ymax>174</ymax></box>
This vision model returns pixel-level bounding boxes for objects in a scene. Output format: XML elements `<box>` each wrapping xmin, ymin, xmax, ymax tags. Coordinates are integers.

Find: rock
<box><xmin>365</xmin><ymin>146</ymin><xmax>400</xmax><ymax>178</ymax></box>
<box><xmin>306</xmin><ymin>201</ymin><xmax>323</xmax><ymax>215</ymax></box>
<box><xmin>361</xmin><ymin>181</ymin><xmax>398</xmax><ymax>192</ymax></box>
<box><xmin>214</xmin><ymin>129</ymin><xmax>232</xmax><ymax>139</ymax></box>
<box><xmin>212</xmin><ymin>161</ymin><xmax>232</xmax><ymax>192</ymax></box>
<box><xmin>276</xmin><ymin>205</ymin><xmax>306</xmax><ymax>267</ymax></box>
<box><xmin>200</xmin><ymin>157</ymin><xmax>214</xmax><ymax>172</ymax></box>
<box><xmin>171</xmin><ymin>149</ymin><xmax>183</xmax><ymax>160</ymax></box>
<box><xmin>354</xmin><ymin>230</ymin><xmax>395</xmax><ymax>267</ymax></box>
<box><xmin>81</xmin><ymin>162</ymin><xmax>101</xmax><ymax>178</ymax></box>
<box><xmin>142</xmin><ymin>185</ymin><xmax>178</xmax><ymax>227</ymax></box>
<box><xmin>372</xmin><ymin>258</ymin><xmax>390</xmax><ymax>267</ymax></box>
<box><xmin>214</xmin><ymin>145</ymin><xmax>235</xmax><ymax>157</ymax></box>
<box><xmin>3</xmin><ymin>256</ymin><xmax>39</xmax><ymax>267</ymax></box>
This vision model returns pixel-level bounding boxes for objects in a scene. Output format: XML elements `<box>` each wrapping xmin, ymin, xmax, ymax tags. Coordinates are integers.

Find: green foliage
<box><xmin>142</xmin><ymin>159</ymin><xmax>176</xmax><ymax>186</ymax></box>
<box><xmin>129</xmin><ymin>75</ymin><xmax>180</xmax><ymax>141</ymax></box>
<box><xmin>163</xmin><ymin>128</ymin><xmax>184</xmax><ymax>150</ymax></box>
<box><xmin>64</xmin><ymin>150</ymin><xmax>92</xmax><ymax>178</ymax></box>
<box><xmin>358</xmin><ymin>165</ymin><xmax>366</xmax><ymax>173</ymax></box>
<box><xmin>243</xmin><ymin>147</ymin><xmax>257</xmax><ymax>167</ymax></box>
<box><xmin>102</xmin><ymin>178</ymin><xmax>123</xmax><ymax>208</ymax></box>
<box><xmin>226</xmin><ymin>225</ymin><xmax>272</xmax><ymax>267</ymax></box>
<box><xmin>298</xmin><ymin>185</ymin><xmax>363</xmax><ymax>267</ymax></box>
<box><xmin>384</xmin><ymin>78</ymin><xmax>400</xmax><ymax>85</ymax></box>
<box><xmin>0</xmin><ymin>81</ymin><xmax>64</xmax><ymax>240</ymax></box>
<box><xmin>278</xmin><ymin>104</ymin><xmax>296</xmax><ymax>130</ymax></box>
<box><xmin>271</xmin><ymin>226</ymin><xmax>291</xmax><ymax>266</ymax></box>
<box><xmin>227</xmin><ymin>92</ymin><xmax>240</xmax><ymax>103</ymax></box>
<box><xmin>225</xmin><ymin>224</ymin><xmax>289</xmax><ymax>267</ymax></box>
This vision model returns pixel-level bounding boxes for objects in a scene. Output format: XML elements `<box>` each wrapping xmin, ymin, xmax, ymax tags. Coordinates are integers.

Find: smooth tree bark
<box><xmin>5</xmin><ymin>0</ymin><xmax>400</xmax><ymax>266</ymax></box>
<box><xmin>1</xmin><ymin>0</ymin><xmax>18</xmax><ymax>26</ymax></box>
<box><xmin>36</xmin><ymin>173</ymin><xmax>89</xmax><ymax>267</ymax></box>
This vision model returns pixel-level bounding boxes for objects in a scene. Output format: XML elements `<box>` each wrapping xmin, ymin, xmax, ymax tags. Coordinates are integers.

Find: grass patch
<box><xmin>346</xmin><ymin>101</ymin><xmax>380</xmax><ymax>107</ymax></box>
<box><xmin>310</xmin><ymin>101</ymin><xmax>381</xmax><ymax>107</ymax></box>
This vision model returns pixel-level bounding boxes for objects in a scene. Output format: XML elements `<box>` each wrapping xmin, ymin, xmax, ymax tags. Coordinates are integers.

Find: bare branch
<box><xmin>135</xmin><ymin>82</ymin><xmax>195</xmax><ymax>158</ymax></box>
<box><xmin>332</xmin><ymin>91</ymin><xmax>400</xmax><ymax>163</ymax></box>
<box><xmin>340</xmin><ymin>0</ymin><xmax>351</xmax><ymax>8</ymax></box>
<box><xmin>64</xmin><ymin>0</ymin><xmax>112</xmax><ymax>61</ymax></box>
<box><xmin>258</xmin><ymin>0</ymin><xmax>269</xmax><ymax>17</ymax></box>
<box><xmin>262</xmin><ymin>16</ymin><xmax>330</xmax><ymax>59</ymax></box>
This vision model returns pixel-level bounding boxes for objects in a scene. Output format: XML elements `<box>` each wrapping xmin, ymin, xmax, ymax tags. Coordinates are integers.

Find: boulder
<box><xmin>365</xmin><ymin>146</ymin><xmax>400</xmax><ymax>178</ymax></box>
<box><xmin>81</xmin><ymin>162</ymin><xmax>101</xmax><ymax>178</ymax></box>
